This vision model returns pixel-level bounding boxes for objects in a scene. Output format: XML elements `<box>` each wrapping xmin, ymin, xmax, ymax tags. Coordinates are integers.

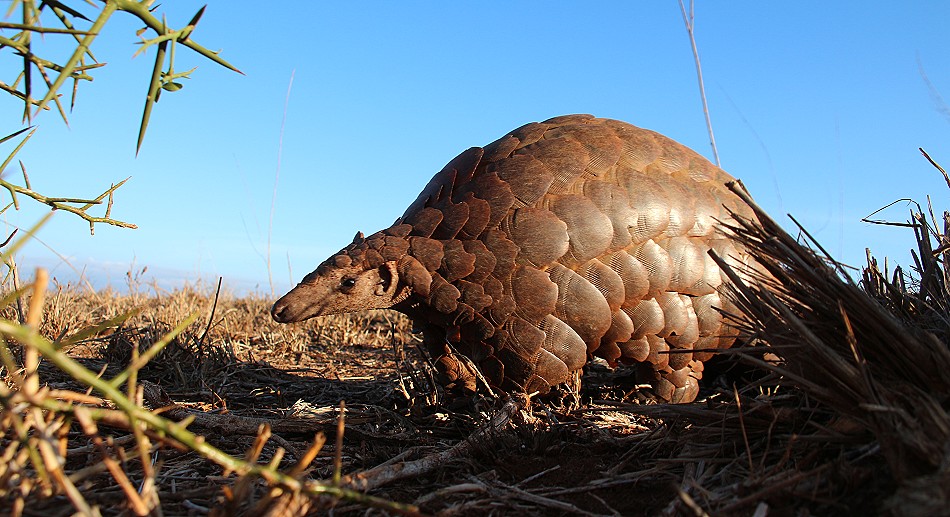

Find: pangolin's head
<box><xmin>271</xmin><ymin>232</ymin><xmax>410</xmax><ymax>323</ymax></box>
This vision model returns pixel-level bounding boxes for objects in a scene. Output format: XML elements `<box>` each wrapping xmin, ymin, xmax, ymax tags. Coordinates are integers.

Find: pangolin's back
<box><xmin>393</xmin><ymin>114</ymin><xmax>758</xmax><ymax>402</ymax></box>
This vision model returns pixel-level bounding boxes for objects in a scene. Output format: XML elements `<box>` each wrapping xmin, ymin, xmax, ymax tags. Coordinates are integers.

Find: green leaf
<box><xmin>60</xmin><ymin>308</ymin><xmax>143</xmax><ymax>348</ymax></box>
<box><xmin>0</xmin><ymin>212</ymin><xmax>53</xmax><ymax>263</ymax></box>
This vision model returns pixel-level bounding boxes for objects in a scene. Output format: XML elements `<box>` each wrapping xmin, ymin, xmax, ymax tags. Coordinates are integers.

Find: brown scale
<box><xmin>272</xmin><ymin>114</ymin><xmax>765</xmax><ymax>403</ymax></box>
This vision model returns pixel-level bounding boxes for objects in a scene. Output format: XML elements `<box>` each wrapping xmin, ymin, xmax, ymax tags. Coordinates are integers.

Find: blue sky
<box><xmin>4</xmin><ymin>2</ymin><xmax>950</xmax><ymax>296</ymax></box>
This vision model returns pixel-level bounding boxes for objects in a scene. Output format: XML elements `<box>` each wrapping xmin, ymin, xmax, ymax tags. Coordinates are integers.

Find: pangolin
<box><xmin>271</xmin><ymin>114</ymin><xmax>761</xmax><ymax>403</ymax></box>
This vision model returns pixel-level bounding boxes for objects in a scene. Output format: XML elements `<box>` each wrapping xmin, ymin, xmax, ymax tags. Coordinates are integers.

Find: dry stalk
<box><xmin>333</xmin><ymin>400</ymin><xmax>345</xmax><ymax>486</ymax></box>
<box><xmin>343</xmin><ymin>395</ymin><xmax>526</xmax><ymax>491</ymax></box>
<box><xmin>678</xmin><ymin>0</ymin><xmax>720</xmax><ymax>167</ymax></box>
<box><xmin>22</xmin><ymin>268</ymin><xmax>47</xmax><ymax>394</ymax></box>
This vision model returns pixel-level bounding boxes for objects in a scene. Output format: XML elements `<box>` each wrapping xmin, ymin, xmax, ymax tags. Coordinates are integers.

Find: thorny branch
<box><xmin>0</xmin><ymin>0</ymin><xmax>241</xmax><ymax>150</ymax></box>
<box><xmin>0</xmin><ymin>128</ymin><xmax>135</xmax><ymax>234</ymax></box>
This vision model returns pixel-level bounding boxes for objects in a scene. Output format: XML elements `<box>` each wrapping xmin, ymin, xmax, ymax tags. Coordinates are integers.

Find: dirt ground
<box><xmin>0</xmin><ymin>284</ymin><xmax>905</xmax><ymax>515</ymax></box>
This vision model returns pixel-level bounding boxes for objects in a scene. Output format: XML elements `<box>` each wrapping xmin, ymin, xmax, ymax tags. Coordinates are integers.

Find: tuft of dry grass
<box><xmin>672</xmin><ymin>172</ymin><xmax>950</xmax><ymax>516</ymax></box>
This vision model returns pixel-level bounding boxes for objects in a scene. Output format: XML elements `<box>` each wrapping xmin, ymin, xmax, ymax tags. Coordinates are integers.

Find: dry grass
<box><xmin>2</xmin><ymin>169</ymin><xmax>949</xmax><ymax>515</ymax></box>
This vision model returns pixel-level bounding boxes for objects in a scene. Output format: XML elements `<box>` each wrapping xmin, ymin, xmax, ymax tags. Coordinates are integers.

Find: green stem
<box><xmin>114</xmin><ymin>0</ymin><xmax>242</xmax><ymax>74</ymax></box>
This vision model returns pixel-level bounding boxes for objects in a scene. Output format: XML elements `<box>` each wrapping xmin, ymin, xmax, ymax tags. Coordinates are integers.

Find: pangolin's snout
<box><xmin>270</xmin><ymin>299</ymin><xmax>289</xmax><ymax>322</ymax></box>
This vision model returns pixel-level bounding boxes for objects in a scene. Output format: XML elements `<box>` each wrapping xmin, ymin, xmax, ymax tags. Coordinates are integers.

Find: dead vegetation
<box><xmin>2</xmin><ymin>166</ymin><xmax>950</xmax><ymax>516</ymax></box>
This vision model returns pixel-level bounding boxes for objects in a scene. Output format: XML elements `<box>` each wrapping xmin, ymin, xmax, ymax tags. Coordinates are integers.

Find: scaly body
<box><xmin>272</xmin><ymin>114</ymin><xmax>760</xmax><ymax>403</ymax></box>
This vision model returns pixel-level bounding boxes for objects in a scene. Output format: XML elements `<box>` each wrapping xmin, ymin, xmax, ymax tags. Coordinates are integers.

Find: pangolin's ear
<box><xmin>375</xmin><ymin>261</ymin><xmax>398</xmax><ymax>296</ymax></box>
<box><xmin>352</xmin><ymin>231</ymin><xmax>365</xmax><ymax>245</ymax></box>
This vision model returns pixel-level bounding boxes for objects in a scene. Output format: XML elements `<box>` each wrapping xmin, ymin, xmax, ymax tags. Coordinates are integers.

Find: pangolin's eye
<box><xmin>340</xmin><ymin>277</ymin><xmax>357</xmax><ymax>289</ymax></box>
